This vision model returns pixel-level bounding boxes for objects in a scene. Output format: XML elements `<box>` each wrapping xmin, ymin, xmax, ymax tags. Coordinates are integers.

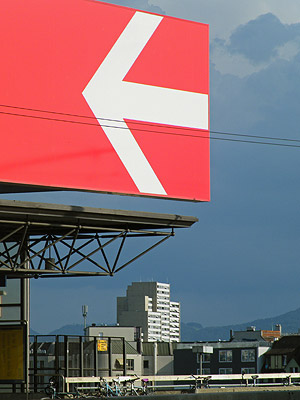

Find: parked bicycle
<box><xmin>117</xmin><ymin>375</ymin><xmax>149</xmax><ymax>396</ymax></box>
<box><xmin>42</xmin><ymin>376</ymin><xmax>74</xmax><ymax>400</ymax></box>
<box><xmin>191</xmin><ymin>374</ymin><xmax>211</xmax><ymax>389</ymax></box>
<box><xmin>42</xmin><ymin>376</ymin><xmax>62</xmax><ymax>400</ymax></box>
<box><xmin>73</xmin><ymin>375</ymin><xmax>149</xmax><ymax>398</ymax></box>
<box><xmin>98</xmin><ymin>378</ymin><xmax>125</xmax><ymax>397</ymax></box>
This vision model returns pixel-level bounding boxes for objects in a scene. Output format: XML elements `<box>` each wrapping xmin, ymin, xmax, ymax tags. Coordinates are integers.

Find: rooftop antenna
<box><xmin>82</xmin><ymin>305</ymin><xmax>88</xmax><ymax>335</ymax></box>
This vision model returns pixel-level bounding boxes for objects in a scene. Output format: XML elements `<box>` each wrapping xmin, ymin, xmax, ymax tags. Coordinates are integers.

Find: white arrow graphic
<box><xmin>83</xmin><ymin>11</ymin><xmax>208</xmax><ymax>195</ymax></box>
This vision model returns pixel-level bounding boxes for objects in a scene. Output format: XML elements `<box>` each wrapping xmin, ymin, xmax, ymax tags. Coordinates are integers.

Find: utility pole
<box><xmin>82</xmin><ymin>305</ymin><xmax>88</xmax><ymax>335</ymax></box>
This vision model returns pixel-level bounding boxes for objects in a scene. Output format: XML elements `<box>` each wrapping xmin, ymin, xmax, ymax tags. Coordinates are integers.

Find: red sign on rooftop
<box><xmin>0</xmin><ymin>0</ymin><xmax>209</xmax><ymax>201</ymax></box>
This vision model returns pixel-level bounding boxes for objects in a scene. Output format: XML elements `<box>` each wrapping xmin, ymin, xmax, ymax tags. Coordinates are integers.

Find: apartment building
<box><xmin>170</xmin><ymin>302</ymin><xmax>180</xmax><ymax>341</ymax></box>
<box><xmin>117</xmin><ymin>282</ymin><xmax>180</xmax><ymax>342</ymax></box>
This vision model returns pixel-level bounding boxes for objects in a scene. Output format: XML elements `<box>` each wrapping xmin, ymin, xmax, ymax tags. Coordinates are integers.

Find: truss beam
<box><xmin>0</xmin><ymin>200</ymin><xmax>197</xmax><ymax>279</ymax></box>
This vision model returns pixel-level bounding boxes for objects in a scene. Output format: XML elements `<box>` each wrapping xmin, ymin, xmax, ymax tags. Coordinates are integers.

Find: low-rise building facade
<box><xmin>174</xmin><ymin>340</ymin><xmax>271</xmax><ymax>375</ymax></box>
<box><xmin>262</xmin><ymin>335</ymin><xmax>300</xmax><ymax>373</ymax></box>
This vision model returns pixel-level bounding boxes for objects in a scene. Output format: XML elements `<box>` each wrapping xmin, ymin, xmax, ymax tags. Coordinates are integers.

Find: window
<box><xmin>282</xmin><ymin>355</ymin><xmax>287</xmax><ymax>366</ymax></box>
<box><xmin>241</xmin><ymin>368</ymin><xmax>255</xmax><ymax>374</ymax></box>
<box><xmin>241</xmin><ymin>349</ymin><xmax>255</xmax><ymax>362</ymax></box>
<box><xmin>143</xmin><ymin>360</ymin><xmax>149</xmax><ymax>369</ymax></box>
<box><xmin>126</xmin><ymin>359</ymin><xmax>134</xmax><ymax>371</ymax></box>
<box><xmin>219</xmin><ymin>368</ymin><xmax>232</xmax><ymax>374</ymax></box>
<box><xmin>197</xmin><ymin>353</ymin><xmax>211</xmax><ymax>363</ymax></box>
<box><xmin>115</xmin><ymin>359</ymin><xmax>123</xmax><ymax>369</ymax></box>
<box><xmin>219</xmin><ymin>350</ymin><xmax>232</xmax><ymax>362</ymax></box>
<box><xmin>0</xmin><ymin>278</ymin><xmax>21</xmax><ymax>320</ymax></box>
<box><xmin>197</xmin><ymin>368</ymin><xmax>210</xmax><ymax>375</ymax></box>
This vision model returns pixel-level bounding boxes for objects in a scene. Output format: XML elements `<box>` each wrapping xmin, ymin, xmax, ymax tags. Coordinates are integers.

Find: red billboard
<box><xmin>0</xmin><ymin>0</ymin><xmax>209</xmax><ymax>201</ymax></box>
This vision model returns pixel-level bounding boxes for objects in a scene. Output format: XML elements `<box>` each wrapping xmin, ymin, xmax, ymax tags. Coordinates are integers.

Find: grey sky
<box><xmin>150</xmin><ymin>0</ymin><xmax>300</xmax><ymax>39</ymax></box>
<box><xmin>3</xmin><ymin>0</ymin><xmax>300</xmax><ymax>333</ymax></box>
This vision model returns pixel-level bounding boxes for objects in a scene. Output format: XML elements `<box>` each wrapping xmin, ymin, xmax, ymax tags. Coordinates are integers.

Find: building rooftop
<box><xmin>142</xmin><ymin>342</ymin><xmax>177</xmax><ymax>356</ymax></box>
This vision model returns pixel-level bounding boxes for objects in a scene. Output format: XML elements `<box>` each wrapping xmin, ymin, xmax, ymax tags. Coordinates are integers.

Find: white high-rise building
<box><xmin>117</xmin><ymin>282</ymin><xmax>180</xmax><ymax>342</ymax></box>
<box><xmin>170</xmin><ymin>301</ymin><xmax>180</xmax><ymax>341</ymax></box>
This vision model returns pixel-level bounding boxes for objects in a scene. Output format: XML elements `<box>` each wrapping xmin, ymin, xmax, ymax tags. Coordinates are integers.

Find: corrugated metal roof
<box><xmin>111</xmin><ymin>341</ymin><xmax>139</xmax><ymax>355</ymax></box>
<box><xmin>0</xmin><ymin>199</ymin><xmax>198</xmax><ymax>237</ymax></box>
<box><xmin>142</xmin><ymin>342</ymin><xmax>176</xmax><ymax>356</ymax></box>
<box><xmin>142</xmin><ymin>343</ymin><xmax>154</xmax><ymax>356</ymax></box>
<box><xmin>157</xmin><ymin>342</ymin><xmax>172</xmax><ymax>356</ymax></box>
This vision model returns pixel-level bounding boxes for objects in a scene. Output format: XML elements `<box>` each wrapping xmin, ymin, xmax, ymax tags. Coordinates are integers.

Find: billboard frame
<box><xmin>0</xmin><ymin>323</ymin><xmax>27</xmax><ymax>383</ymax></box>
<box><xmin>0</xmin><ymin>0</ymin><xmax>209</xmax><ymax>202</ymax></box>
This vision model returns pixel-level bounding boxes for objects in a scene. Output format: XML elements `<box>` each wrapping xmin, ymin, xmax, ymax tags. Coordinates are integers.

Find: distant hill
<box><xmin>30</xmin><ymin>307</ymin><xmax>300</xmax><ymax>341</ymax></box>
<box><xmin>181</xmin><ymin>307</ymin><xmax>300</xmax><ymax>341</ymax></box>
<box><xmin>48</xmin><ymin>324</ymin><xmax>84</xmax><ymax>336</ymax></box>
<box><xmin>30</xmin><ymin>328</ymin><xmax>40</xmax><ymax>335</ymax></box>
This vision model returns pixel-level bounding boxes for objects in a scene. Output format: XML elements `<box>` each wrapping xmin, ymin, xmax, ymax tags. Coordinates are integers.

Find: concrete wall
<box><xmin>86</xmin><ymin>326</ymin><xmax>136</xmax><ymax>341</ymax></box>
<box><xmin>118</xmin><ymin>311</ymin><xmax>148</xmax><ymax>339</ymax></box>
<box><xmin>157</xmin><ymin>355</ymin><xmax>174</xmax><ymax>375</ymax></box>
<box><xmin>97</xmin><ymin>352</ymin><xmax>143</xmax><ymax>377</ymax></box>
<box><xmin>111</xmin><ymin>353</ymin><xmax>143</xmax><ymax>376</ymax></box>
<box><xmin>286</xmin><ymin>359</ymin><xmax>300</xmax><ymax>373</ymax></box>
<box><xmin>146</xmin><ymin>390</ymin><xmax>300</xmax><ymax>400</ymax></box>
<box><xmin>257</xmin><ymin>346</ymin><xmax>270</xmax><ymax>372</ymax></box>
<box><xmin>3</xmin><ymin>388</ymin><xmax>300</xmax><ymax>400</ymax></box>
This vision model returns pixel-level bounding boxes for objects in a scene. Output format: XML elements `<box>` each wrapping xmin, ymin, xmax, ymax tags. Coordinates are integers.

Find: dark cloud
<box><xmin>206</xmin><ymin>49</ymin><xmax>300</xmax><ymax>323</ymax></box>
<box><xmin>99</xmin><ymin>0</ymin><xmax>165</xmax><ymax>14</ymax></box>
<box><xmin>223</xmin><ymin>13</ymin><xmax>300</xmax><ymax>63</ymax></box>
<box><xmin>211</xmin><ymin>46</ymin><xmax>300</xmax><ymax>134</ymax></box>
<box><xmin>15</xmin><ymin>7</ymin><xmax>300</xmax><ymax>329</ymax></box>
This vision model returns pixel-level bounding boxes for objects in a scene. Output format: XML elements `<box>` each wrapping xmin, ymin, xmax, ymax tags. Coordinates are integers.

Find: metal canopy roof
<box><xmin>0</xmin><ymin>199</ymin><xmax>197</xmax><ymax>235</ymax></box>
<box><xmin>0</xmin><ymin>199</ymin><xmax>197</xmax><ymax>278</ymax></box>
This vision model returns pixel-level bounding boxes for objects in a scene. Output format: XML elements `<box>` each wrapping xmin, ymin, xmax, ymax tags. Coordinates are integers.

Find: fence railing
<box><xmin>28</xmin><ymin>334</ymin><xmax>127</xmax><ymax>393</ymax></box>
<box><xmin>64</xmin><ymin>373</ymin><xmax>300</xmax><ymax>394</ymax></box>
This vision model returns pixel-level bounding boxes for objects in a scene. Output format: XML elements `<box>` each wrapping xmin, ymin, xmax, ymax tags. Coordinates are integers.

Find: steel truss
<box><xmin>0</xmin><ymin>221</ymin><xmax>174</xmax><ymax>278</ymax></box>
<box><xmin>0</xmin><ymin>200</ymin><xmax>197</xmax><ymax>279</ymax></box>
